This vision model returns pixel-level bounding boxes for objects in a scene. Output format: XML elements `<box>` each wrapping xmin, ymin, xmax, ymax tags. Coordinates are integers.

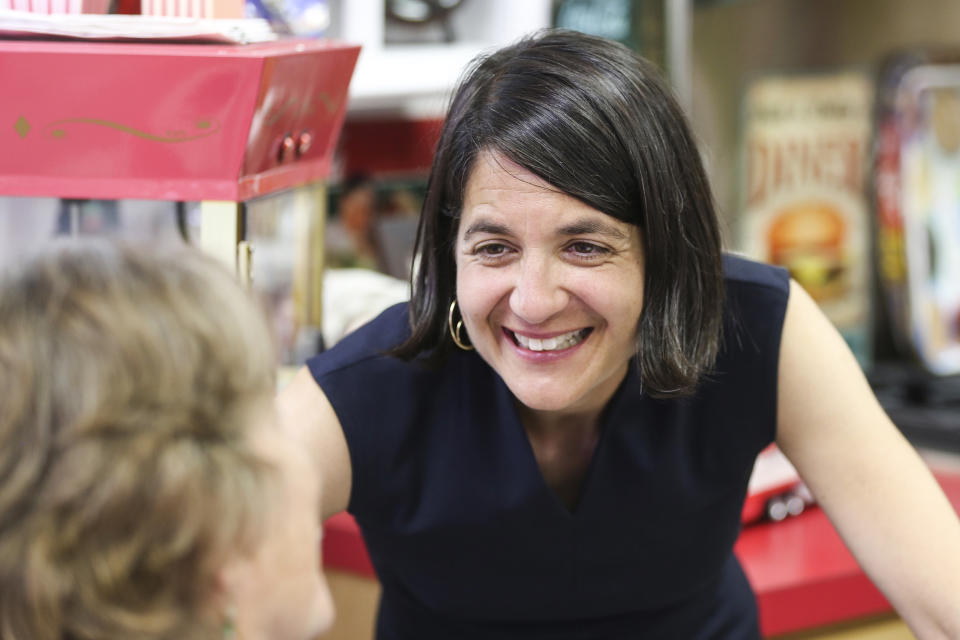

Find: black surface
<box><xmin>870</xmin><ymin>363</ymin><xmax>960</xmax><ymax>452</ymax></box>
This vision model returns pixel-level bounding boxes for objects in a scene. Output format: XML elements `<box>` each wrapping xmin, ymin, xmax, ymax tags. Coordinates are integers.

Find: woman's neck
<box><xmin>517</xmin><ymin>403</ymin><xmax>603</xmax><ymax>512</ymax></box>
<box><xmin>518</xmin><ymin>403</ymin><xmax>602</xmax><ymax>439</ymax></box>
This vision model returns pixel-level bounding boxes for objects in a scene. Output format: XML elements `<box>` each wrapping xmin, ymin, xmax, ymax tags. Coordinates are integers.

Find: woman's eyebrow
<box><xmin>557</xmin><ymin>219</ymin><xmax>628</xmax><ymax>240</ymax></box>
<box><xmin>462</xmin><ymin>220</ymin><xmax>512</xmax><ymax>239</ymax></box>
<box><xmin>462</xmin><ymin>217</ymin><xmax>628</xmax><ymax>240</ymax></box>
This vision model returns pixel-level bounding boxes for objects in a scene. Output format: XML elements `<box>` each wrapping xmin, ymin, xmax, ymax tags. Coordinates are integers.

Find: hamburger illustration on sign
<box><xmin>767</xmin><ymin>201</ymin><xmax>847</xmax><ymax>302</ymax></box>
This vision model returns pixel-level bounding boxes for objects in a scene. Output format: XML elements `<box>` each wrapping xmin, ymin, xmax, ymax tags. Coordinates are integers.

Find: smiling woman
<box><xmin>389</xmin><ymin>28</ymin><xmax>725</xmax><ymax>398</ymax></box>
<box><xmin>279</xmin><ymin>28</ymin><xmax>960</xmax><ymax>640</ymax></box>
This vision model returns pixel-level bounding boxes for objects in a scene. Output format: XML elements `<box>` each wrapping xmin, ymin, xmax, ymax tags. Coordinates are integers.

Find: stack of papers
<box><xmin>0</xmin><ymin>9</ymin><xmax>277</xmax><ymax>44</ymax></box>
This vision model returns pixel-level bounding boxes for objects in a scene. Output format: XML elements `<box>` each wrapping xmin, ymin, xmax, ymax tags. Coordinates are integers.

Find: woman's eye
<box><xmin>567</xmin><ymin>242</ymin><xmax>610</xmax><ymax>258</ymax></box>
<box><xmin>474</xmin><ymin>243</ymin><xmax>512</xmax><ymax>259</ymax></box>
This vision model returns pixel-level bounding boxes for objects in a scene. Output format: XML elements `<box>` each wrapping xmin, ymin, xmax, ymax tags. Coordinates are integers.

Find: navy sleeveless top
<box><xmin>307</xmin><ymin>254</ymin><xmax>790</xmax><ymax>639</ymax></box>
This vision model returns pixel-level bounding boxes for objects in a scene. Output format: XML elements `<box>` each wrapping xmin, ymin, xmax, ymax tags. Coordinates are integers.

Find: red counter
<box><xmin>737</xmin><ymin>470</ymin><xmax>960</xmax><ymax>635</ymax></box>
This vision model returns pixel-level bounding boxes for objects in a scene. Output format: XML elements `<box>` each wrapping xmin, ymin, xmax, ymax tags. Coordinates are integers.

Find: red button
<box><xmin>278</xmin><ymin>134</ymin><xmax>296</xmax><ymax>163</ymax></box>
<box><xmin>297</xmin><ymin>131</ymin><xmax>314</xmax><ymax>157</ymax></box>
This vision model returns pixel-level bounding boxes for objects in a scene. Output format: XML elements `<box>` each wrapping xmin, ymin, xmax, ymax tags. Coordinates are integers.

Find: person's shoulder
<box><xmin>307</xmin><ymin>302</ymin><xmax>414</xmax><ymax>380</ymax></box>
<box><xmin>718</xmin><ymin>253</ymin><xmax>791</xmax><ymax>357</ymax></box>
<box><xmin>722</xmin><ymin>252</ymin><xmax>790</xmax><ymax>295</ymax></box>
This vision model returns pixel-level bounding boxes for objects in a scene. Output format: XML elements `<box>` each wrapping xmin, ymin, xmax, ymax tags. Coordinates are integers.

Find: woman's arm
<box><xmin>776</xmin><ymin>280</ymin><xmax>960</xmax><ymax>639</ymax></box>
<box><xmin>276</xmin><ymin>366</ymin><xmax>352</xmax><ymax>521</ymax></box>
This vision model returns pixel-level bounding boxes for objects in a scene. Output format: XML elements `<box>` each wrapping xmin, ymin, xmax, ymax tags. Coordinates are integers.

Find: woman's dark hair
<box><xmin>390</xmin><ymin>29</ymin><xmax>724</xmax><ymax>398</ymax></box>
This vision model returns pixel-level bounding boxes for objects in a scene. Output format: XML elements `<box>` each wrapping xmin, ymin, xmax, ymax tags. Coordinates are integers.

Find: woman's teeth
<box><xmin>513</xmin><ymin>329</ymin><xmax>588</xmax><ymax>352</ymax></box>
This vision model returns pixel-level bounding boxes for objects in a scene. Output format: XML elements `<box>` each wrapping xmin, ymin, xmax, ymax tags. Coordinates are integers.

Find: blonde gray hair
<box><xmin>0</xmin><ymin>239</ymin><xmax>277</xmax><ymax>640</ymax></box>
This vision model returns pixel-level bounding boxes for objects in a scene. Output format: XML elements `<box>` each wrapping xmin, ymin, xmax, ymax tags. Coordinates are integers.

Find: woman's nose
<box><xmin>508</xmin><ymin>257</ymin><xmax>568</xmax><ymax>325</ymax></box>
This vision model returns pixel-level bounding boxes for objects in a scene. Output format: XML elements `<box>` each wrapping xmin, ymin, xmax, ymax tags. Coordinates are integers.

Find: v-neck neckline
<box><xmin>494</xmin><ymin>363</ymin><xmax>639</xmax><ymax>520</ymax></box>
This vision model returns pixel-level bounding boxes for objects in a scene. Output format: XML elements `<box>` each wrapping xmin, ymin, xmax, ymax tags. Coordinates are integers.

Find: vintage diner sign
<box><xmin>739</xmin><ymin>71</ymin><xmax>874</xmax><ymax>367</ymax></box>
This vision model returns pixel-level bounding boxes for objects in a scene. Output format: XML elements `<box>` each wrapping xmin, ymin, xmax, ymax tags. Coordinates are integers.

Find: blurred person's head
<box><xmin>0</xmin><ymin>239</ymin><xmax>332</xmax><ymax>640</ymax></box>
<box><xmin>339</xmin><ymin>175</ymin><xmax>378</xmax><ymax>252</ymax></box>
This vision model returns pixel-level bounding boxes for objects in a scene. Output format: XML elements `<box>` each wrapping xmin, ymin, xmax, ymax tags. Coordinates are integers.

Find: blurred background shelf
<box><xmin>328</xmin><ymin>0</ymin><xmax>553</xmax><ymax>117</ymax></box>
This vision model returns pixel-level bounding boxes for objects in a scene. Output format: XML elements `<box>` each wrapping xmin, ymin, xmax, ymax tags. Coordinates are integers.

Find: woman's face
<box><xmin>455</xmin><ymin>152</ymin><xmax>645</xmax><ymax>416</ymax></box>
<box><xmin>220</xmin><ymin>404</ymin><xmax>334</xmax><ymax>640</ymax></box>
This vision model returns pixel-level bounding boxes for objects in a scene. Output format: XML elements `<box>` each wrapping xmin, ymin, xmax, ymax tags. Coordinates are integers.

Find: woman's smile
<box><xmin>506</xmin><ymin>327</ymin><xmax>592</xmax><ymax>352</ymax></box>
<box><xmin>455</xmin><ymin>152</ymin><xmax>646</xmax><ymax>417</ymax></box>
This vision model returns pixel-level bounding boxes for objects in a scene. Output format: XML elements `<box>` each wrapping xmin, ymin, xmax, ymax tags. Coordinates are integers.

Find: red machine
<box><xmin>0</xmin><ymin>37</ymin><xmax>359</xmax><ymax>202</ymax></box>
<box><xmin>1</xmin><ymin>35</ymin><xmax>359</xmax><ymax>361</ymax></box>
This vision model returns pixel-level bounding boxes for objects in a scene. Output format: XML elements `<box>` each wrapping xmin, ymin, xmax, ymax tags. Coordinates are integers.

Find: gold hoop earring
<box><xmin>448</xmin><ymin>300</ymin><xmax>474</xmax><ymax>351</ymax></box>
